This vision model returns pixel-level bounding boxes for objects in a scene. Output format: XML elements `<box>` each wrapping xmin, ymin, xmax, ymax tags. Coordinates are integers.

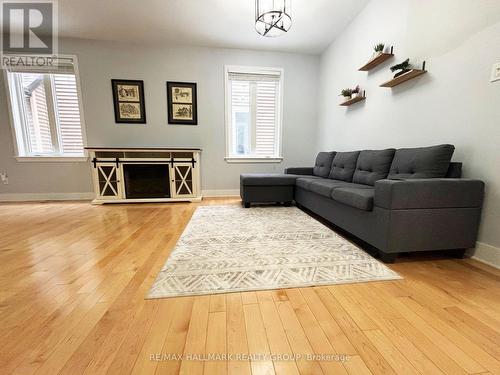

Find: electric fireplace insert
<box><xmin>123</xmin><ymin>164</ymin><xmax>170</xmax><ymax>199</ymax></box>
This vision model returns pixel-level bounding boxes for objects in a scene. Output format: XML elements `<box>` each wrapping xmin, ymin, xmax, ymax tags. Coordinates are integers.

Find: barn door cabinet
<box><xmin>86</xmin><ymin>147</ymin><xmax>202</xmax><ymax>204</ymax></box>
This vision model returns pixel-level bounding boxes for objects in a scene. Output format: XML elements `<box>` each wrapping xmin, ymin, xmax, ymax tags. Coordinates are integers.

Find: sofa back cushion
<box><xmin>352</xmin><ymin>149</ymin><xmax>396</xmax><ymax>186</ymax></box>
<box><xmin>388</xmin><ymin>144</ymin><xmax>455</xmax><ymax>179</ymax></box>
<box><xmin>313</xmin><ymin>151</ymin><xmax>336</xmax><ymax>177</ymax></box>
<box><xmin>446</xmin><ymin>162</ymin><xmax>462</xmax><ymax>178</ymax></box>
<box><xmin>328</xmin><ymin>151</ymin><xmax>360</xmax><ymax>181</ymax></box>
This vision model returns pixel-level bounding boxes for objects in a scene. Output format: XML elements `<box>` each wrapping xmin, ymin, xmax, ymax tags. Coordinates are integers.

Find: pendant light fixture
<box><xmin>255</xmin><ymin>0</ymin><xmax>292</xmax><ymax>37</ymax></box>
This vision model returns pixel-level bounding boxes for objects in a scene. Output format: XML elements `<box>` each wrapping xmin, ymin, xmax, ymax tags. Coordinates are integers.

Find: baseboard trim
<box><xmin>0</xmin><ymin>192</ymin><xmax>94</xmax><ymax>202</ymax></box>
<box><xmin>0</xmin><ymin>190</ymin><xmax>241</xmax><ymax>201</ymax></box>
<box><xmin>471</xmin><ymin>241</ymin><xmax>500</xmax><ymax>269</ymax></box>
<box><xmin>202</xmin><ymin>189</ymin><xmax>240</xmax><ymax>198</ymax></box>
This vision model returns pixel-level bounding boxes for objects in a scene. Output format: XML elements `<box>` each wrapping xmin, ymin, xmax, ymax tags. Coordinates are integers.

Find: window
<box><xmin>5</xmin><ymin>56</ymin><xmax>86</xmax><ymax>159</ymax></box>
<box><xmin>225</xmin><ymin>66</ymin><xmax>283</xmax><ymax>162</ymax></box>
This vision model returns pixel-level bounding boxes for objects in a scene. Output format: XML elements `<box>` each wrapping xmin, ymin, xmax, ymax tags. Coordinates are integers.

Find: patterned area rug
<box><xmin>148</xmin><ymin>205</ymin><xmax>401</xmax><ymax>298</ymax></box>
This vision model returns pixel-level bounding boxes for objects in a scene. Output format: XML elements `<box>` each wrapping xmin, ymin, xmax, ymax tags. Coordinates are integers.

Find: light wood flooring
<box><xmin>1</xmin><ymin>198</ymin><xmax>499</xmax><ymax>375</ymax></box>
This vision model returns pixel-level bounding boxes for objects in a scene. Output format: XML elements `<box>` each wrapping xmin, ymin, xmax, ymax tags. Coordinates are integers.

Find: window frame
<box><xmin>4</xmin><ymin>54</ymin><xmax>88</xmax><ymax>162</ymax></box>
<box><xmin>224</xmin><ymin>65</ymin><xmax>284</xmax><ymax>163</ymax></box>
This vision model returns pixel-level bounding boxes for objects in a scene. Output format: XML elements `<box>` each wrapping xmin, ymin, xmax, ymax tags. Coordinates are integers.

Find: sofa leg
<box><xmin>243</xmin><ymin>202</ymin><xmax>251</xmax><ymax>208</ymax></box>
<box><xmin>451</xmin><ymin>249</ymin><xmax>467</xmax><ymax>259</ymax></box>
<box><xmin>379</xmin><ymin>251</ymin><xmax>397</xmax><ymax>263</ymax></box>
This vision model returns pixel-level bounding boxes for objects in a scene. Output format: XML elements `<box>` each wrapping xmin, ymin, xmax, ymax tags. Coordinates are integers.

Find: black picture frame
<box><xmin>166</xmin><ymin>81</ymin><xmax>197</xmax><ymax>125</ymax></box>
<box><xmin>111</xmin><ymin>79</ymin><xmax>146</xmax><ymax>124</ymax></box>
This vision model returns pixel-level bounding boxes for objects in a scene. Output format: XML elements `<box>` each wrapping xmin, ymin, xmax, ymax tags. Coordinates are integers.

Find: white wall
<box><xmin>317</xmin><ymin>0</ymin><xmax>500</xmax><ymax>255</ymax></box>
<box><xmin>0</xmin><ymin>38</ymin><xmax>320</xmax><ymax>197</ymax></box>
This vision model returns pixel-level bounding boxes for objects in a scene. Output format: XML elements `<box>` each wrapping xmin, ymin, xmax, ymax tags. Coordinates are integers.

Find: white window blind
<box><xmin>6</xmin><ymin>56</ymin><xmax>86</xmax><ymax>158</ymax></box>
<box><xmin>53</xmin><ymin>74</ymin><xmax>84</xmax><ymax>155</ymax></box>
<box><xmin>255</xmin><ymin>80</ymin><xmax>278</xmax><ymax>156</ymax></box>
<box><xmin>226</xmin><ymin>67</ymin><xmax>282</xmax><ymax>161</ymax></box>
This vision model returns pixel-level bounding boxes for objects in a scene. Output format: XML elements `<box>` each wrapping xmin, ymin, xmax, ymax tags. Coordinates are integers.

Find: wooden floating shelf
<box><xmin>359</xmin><ymin>46</ymin><xmax>394</xmax><ymax>71</ymax></box>
<box><xmin>380</xmin><ymin>69</ymin><xmax>426</xmax><ymax>87</ymax></box>
<box><xmin>340</xmin><ymin>92</ymin><xmax>366</xmax><ymax>106</ymax></box>
<box><xmin>380</xmin><ymin>62</ymin><xmax>427</xmax><ymax>88</ymax></box>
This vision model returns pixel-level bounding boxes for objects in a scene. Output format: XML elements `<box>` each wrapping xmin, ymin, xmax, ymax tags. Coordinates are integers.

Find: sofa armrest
<box><xmin>284</xmin><ymin>167</ymin><xmax>314</xmax><ymax>175</ymax></box>
<box><xmin>374</xmin><ymin>178</ymin><xmax>484</xmax><ymax>210</ymax></box>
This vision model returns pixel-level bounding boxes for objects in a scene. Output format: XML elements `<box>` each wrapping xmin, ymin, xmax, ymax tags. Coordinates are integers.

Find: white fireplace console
<box><xmin>86</xmin><ymin>147</ymin><xmax>202</xmax><ymax>204</ymax></box>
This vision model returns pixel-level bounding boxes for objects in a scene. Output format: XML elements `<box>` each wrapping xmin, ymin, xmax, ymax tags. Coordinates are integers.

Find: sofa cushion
<box><xmin>331</xmin><ymin>187</ymin><xmax>375</xmax><ymax>211</ymax></box>
<box><xmin>328</xmin><ymin>151</ymin><xmax>360</xmax><ymax>182</ymax></box>
<box><xmin>295</xmin><ymin>176</ymin><xmax>323</xmax><ymax>190</ymax></box>
<box><xmin>308</xmin><ymin>179</ymin><xmax>353</xmax><ymax>198</ymax></box>
<box><xmin>388</xmin><ymin>144</ymin><xmax>455</xmax><ymax>179</ymax></box>
<box><xmin>285</xmin><ymin>167</ymin><xmax>314</xmax><ymax>176</ymax></box>
<box><xmin>297</xmin><ymin>178</ymin><xmax>372</xmax><ymax>199</ymax></box>
<box><xmin>352</xmin><ymin>149</ymin><xmax>396</xmax><ymax>186</ymax></box>
<box><xmin>313</xmin><ymin>151</ymin><xmax>336</xmax><ymax>177</ymax></box>
<box><xmin>240</xmin><ymin>173</ymin><xmax>298</xmax><ymax>186</ymax></box>
<box><xmin>446</xmin><ymin>162</ymin><xmax>462</xmax><ymax>178</ymax></box>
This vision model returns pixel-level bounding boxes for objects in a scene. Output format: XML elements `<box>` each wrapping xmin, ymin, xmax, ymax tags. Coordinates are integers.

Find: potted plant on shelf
<box><xmin>351</xmin><ymin>85</ymin><xmax>362</xmax><ymax>98</ymax></box>
<box><xmin>390</xmin><ymin>58</ymin><xmax>411</xmax><ymax>78</ymax></box>
<box><xmin>373</xmin><ymin>43</ymin><xmax>385</xmax><ymax>58</ymax></box>
<box><xmin>339</xmin><ymin>88</ymin><xmax>353</xmax><ymax>101</ymax></box>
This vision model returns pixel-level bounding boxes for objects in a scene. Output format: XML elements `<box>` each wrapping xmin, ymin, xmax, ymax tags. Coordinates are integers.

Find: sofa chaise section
<box><xmin>239</xmin><ymin>152</ymin><xmax>334</xmax><ymax>207</ymax></box>
<box><xmin>239</xmin><ymin>173</ymin><xmax>317</xmax><ymax>208</ymax></box>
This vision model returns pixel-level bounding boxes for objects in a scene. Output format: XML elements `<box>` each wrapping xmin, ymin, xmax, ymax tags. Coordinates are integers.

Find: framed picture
<box><xmin>167</xmin><ymin>81</ymin><xmax>197</xmax><ymax>125</ymax></box>
<box><xmin>111</xmin><ymin>79</ymin><xmax>146</xmax><ymax>123</ymax></box>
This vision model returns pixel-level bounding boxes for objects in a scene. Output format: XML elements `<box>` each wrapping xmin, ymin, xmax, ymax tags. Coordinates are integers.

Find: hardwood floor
<box><xmin>1</xmin><ymin>198</ymin><xmax>499</xmax><ymax>375</ymax></box>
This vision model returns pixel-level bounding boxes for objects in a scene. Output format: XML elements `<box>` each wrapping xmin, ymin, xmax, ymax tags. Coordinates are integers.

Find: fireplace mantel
<box><xmin>86</xmin><ymin>147</ymin><xmax>202</xmax><ymax>204</ymax></box>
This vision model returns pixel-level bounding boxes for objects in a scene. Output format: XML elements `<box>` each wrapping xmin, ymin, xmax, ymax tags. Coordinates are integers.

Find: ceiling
<box><xmin>58</xmin><ymin>0</ymin><xmax>369</xmax><ymax>54</ymax></box>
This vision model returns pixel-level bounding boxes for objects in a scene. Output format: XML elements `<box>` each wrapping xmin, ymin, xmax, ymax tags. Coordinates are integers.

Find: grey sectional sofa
<box><xmin>240</xmin><ymin>144</ymin><xmax>484</xmax><ymax>262</ymax></box>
